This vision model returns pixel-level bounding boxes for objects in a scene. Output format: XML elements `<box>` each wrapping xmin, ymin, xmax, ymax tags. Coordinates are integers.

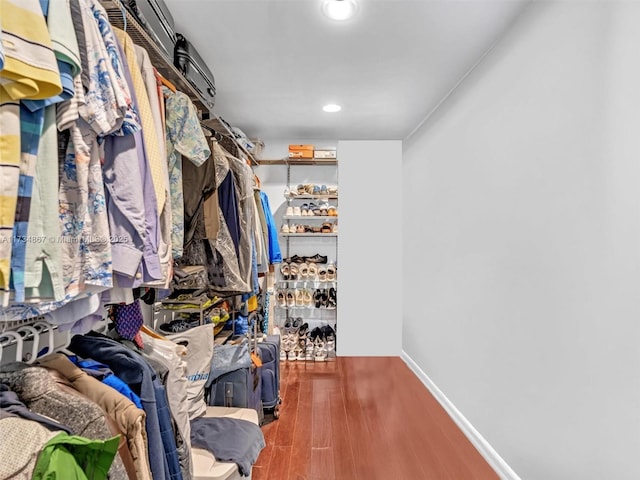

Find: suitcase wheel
<box><xmin>273</xmin><ymin>404</ymin><xmax>280</xmax><ymax>419</ymax></box>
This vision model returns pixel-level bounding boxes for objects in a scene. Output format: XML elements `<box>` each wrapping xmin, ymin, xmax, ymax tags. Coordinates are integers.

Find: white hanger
<box><xmin>16</xmin><ymin>325</ymin><xmax>39</xmax><ymax>364</ymax></box>
<box><xmin>0</xmin><ymin>331</ymin><xmax>24</xmax><ymax>364</ymax></box>
<box><xmin>32</xmin><ymin>320</ymin><xmax>55</xmax><ymax>358</ymax></box>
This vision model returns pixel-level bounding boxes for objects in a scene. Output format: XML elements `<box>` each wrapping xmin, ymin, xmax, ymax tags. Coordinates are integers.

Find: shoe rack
<box><xmin>275</xmin><ymin>156</ymin><xmax>338</xmax><ymax>360</ymax></box>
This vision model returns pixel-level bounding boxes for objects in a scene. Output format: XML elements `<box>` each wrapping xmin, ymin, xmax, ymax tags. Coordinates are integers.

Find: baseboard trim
<box><xmin>401</xmin><ymin>351</ymin><xmax>521</xmax><ymax>480</ymax></box>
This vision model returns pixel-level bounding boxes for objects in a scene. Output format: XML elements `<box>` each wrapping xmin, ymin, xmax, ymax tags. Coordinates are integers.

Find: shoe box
<box><xmin>288</xmin><ymin>144</ymin><xmax>314</xmax><ymax>159</ymax></box>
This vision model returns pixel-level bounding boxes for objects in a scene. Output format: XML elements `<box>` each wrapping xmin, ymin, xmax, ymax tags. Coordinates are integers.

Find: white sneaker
<box><xmin>293</xmin><ymin>206</ymin><xmax>301</xmax><ymax>216</ymax></box>
<box><xmin>314</xmin><ymin>340</ymin><xmax>326</xmax><ymax>362</ymax></box>
<box><xmin>285</xmin><ymin>206</ymin><xmax>294</xmax><ymax>216</ymax></box>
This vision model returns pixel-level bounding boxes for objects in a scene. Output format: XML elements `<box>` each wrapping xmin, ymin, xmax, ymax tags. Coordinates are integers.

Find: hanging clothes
<box><xmin>163</xmin><ymin>89</ymin><xmax>211</xmax><ymax>260</ymax></box>
<box><xmin>0</xmin><ymin>0</ymin><xmax>62</xmax><ymax>306</ymax></box>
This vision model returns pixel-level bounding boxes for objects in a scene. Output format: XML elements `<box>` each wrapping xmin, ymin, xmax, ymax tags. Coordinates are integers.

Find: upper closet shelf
<box><xmin>99</xmin><ymin>0</ymin><xmax>258</xmax><ymax>166</ymax></box>
<box><xmin>259</xmin><ymin>158</ymin><xmax>338</xmax><ymax>166</ymax></box>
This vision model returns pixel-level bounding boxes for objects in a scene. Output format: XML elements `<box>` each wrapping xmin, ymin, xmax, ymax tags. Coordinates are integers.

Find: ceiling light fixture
<box><xmin>323</xmin><ymin>104</ymin><xmax>342</xmax><ymax>113</ymax></box>
<box><xmin>322</xmin><ymin>0</ymin><xmax>357</xmax><ymax>21</ymax></box>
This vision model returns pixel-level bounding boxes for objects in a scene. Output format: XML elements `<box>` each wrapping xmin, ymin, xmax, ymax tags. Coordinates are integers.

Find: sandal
<box><xmin>303</xmin><ymin>289</ymin><xmax>313</xmax><ymax>306</ymax></box>
<box><xmin>321</xmin><ymin>222</ymin><xmax>332</xmax><ymax>234</ymax></box>
<box><xmin>299</xmin><ymin>263</ymin><xmax>309</xmax><ymax>278</ymax></box>
<box><xmin>295</xmin><ymin>288</ymin><xmax>304</xmax><ymax>306</ymax></box>
<box><xmin>280</xmin><ymin>263</ymin><xmax>290</xmax><ymax>280</ymax></box>
<box><xmin>286</xmin><ymin>289</ymin><xmax>295</xmax><ymax>307</ymax></box>
<box><xmin>289</xmin><ymin>264</ymin><xmax>299</xmax><ymax>280</ymax></box>
<box><xmin>276</xmin><ymin>289</ymin><xmax>286</xmax><ymax>307</ymax></box>
<box><xmin>318</xmin><ymin>267</ymin><xmax>327</xmax><ymax>282</ymax></box>
<box><xmin>296</xmin><ymin>224</ymin><xmax>306</xmax><ymax>234</ymax></box>
<box><xmin>307</xmin><ymin>263</ymin><xmax>318</xmax><ymax>280</ymax></box>
<box><xmin>326</xmin><ymin>264</ymin><xmax>336</xmax><ymax>281</ymax></box>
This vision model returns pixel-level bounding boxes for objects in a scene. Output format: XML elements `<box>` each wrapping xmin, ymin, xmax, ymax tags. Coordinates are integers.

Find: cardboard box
<box><xmin>289</xmin><ymin>144</ymin><xmax>314</xmax><ymax>159</ymax></box>
<box><xmin>314</xmin><ymin>149</ymin><xmax>337</xmax><ymax>159</ymax></box>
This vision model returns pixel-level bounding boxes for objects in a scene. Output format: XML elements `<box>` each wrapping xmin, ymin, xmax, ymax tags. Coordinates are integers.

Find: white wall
<box><xmin>338</xmin><ymin>140</ymin><xmax>402</xmax><ymax>356</ymax></box>
<box><xmin>403</xmin><ymin>2</ymin><xmax>640</xmax><ymax>479</ymax></box>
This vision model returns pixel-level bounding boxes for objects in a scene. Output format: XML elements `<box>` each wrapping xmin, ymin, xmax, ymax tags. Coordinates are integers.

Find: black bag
<box><xmin>174</xmin><ymin>33</ymin><xmax>216</xmax><ymax>111</ymax></box>
<box><xmin>124</xmin><ymin>0</ymin><xmax>176</xmax><ymax>61</ymax></box>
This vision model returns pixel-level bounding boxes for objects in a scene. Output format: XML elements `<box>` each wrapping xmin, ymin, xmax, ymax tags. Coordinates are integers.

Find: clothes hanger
<box><xmin>0</xmin><ymin>331</ymin><xmax>24</xmax><ymax>364</ymax></box>
<box><xmin>16</xmin><ymin>325</ymin><xmax>39</xmax><ymax>364</ymax></box>
<box><xmin>32</xmin><ymin>320</ymin><xmax>55</xmax><ymax>358</ymax></box>
<box><xmin>158</xmin><ymin>72</ymin><xmax>177</xmax><ymax>93</ymax></box>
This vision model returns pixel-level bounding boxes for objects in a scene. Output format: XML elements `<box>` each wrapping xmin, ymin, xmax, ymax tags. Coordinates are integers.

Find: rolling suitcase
<box><xmin>124</xmin><ymin>0</ymin><xmax>177</xmax><ymax>61</ymax></box>
<box><xmin>205</xmin><ymin>341</ymin><xmax>264</xmax><ymax>425</ymax></box>
<box><xmin>174</xmin><ymin>33</ymin><xmax>216</xmax><ymax>111</ymax></box>
<box><xmin>257</xmin><ymin>334</ymin><xmax>282</xmax><ymax>419</ymax></box>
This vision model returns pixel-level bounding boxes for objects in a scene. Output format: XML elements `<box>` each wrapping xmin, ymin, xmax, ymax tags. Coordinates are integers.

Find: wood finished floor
<box><xmin>252</xmin><ymin>356</ymin><xmax>499</xmax><ymax>480</ymax></box>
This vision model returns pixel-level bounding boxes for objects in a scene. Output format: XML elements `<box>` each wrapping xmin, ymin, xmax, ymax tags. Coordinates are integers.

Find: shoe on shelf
<box><xmin>314</xmin><ymin>338</ymin><xmax>326</xmax><ymax>362</ymax></box>
<box><xmin>281</xmin><ymin>224</ymin><xmax>290</xmax><ymax>234</ymax></box>
<box><xmin>318</xmin><ymin>267</ymin><xmax>327</xmax><ymax>282</ymax></box>
<box><xmin>286</xmin><ymin>289</ymin><xmax>295</xmax><ymax>307</ymax></box>
<box><xmin>293</xmin><ymin>206</ymin><xmax>302</xmax><ymax>216</ymax></box>
<box><xmin>305</xmin><ymin>254</ymin><xmax>328</xmax><ymax>264</ymax></box>
<box><xmin>276</xmin><ymin>289</ymin><xmax>286</xmax><ymax>307</ymax></box>
<box><xmin>285</xmin><ymin>206</ymin><xmax>294</xmax><ymax>216</ymax></box>
<box><xmin>290</xmin><ymin>254</ymin><xmax>305</xmax><ymax>264</ymax></box>
<box><xmin>327</xmin><ymin>287</ymin><xmax>337</xmax><ymax>309</ymax></box>
<box><xmin>320</xmin><ymin>185</ymin><xmax>328</xmax><ymax>195</ymax></box>
<box><xmin>307</xmin><ymin>263</ymin><xmax>318</xmax><ymax>280</ymax></box>
<box><xmin>322</xmin><ymin>325</ymin><xmax>336</xmax><ymax>357</ymax></box>
<box><xmin>332</xmin><ymin>223</ymin><xmax>338</xmax><ymax>233</ymax></box>
<box><xmin>327</xmin><ymin>205</ymin><xmax>338</xmax><ymax>216</ymax></box>
<box><xmin>295</xmin><ymin>289</ymin><xmax>304</xmax><ymax>306</ymax></box>
<box><xmin>303</xmin><ymin>288</ymin><xmax>313</xmax><ymax>306</ymax></box>
<box><xmin>289</xmin><ymin>264</ymin><xmax>299</xmax><ymax>280</ymax></box>
<box><xmin>299</xmin><ymin>262</ymin><xmax>309</xmax><ymax>279</ymax></box>
<box><xmin>326</xmin><ymin>264</ymin><xmax>336</xmax><ymax>281</ymax></box>
<box><xmin>280</xmin><ymin>263</ymin><xmax>290</xmax><ymax>280</ymax></box>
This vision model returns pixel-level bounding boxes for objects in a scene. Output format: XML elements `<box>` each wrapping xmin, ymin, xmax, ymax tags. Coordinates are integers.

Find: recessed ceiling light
<box><xmin>323</xmin><ymin>104</ymin><xmax>342</xmax><ymax>113</ymax></box>
<box><xmin>322</xmin><ymin>0</ymin><xmax>357</xmax><ymax>21</ymax></box>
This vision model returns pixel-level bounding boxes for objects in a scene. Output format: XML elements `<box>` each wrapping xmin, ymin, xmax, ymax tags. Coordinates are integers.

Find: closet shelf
<box><xmin>99</xmin><ymin>0</ymin><xmax>258</xmax><ymax>167</ymax></box>
<box><xmin>284</xmin><ymin>194</ymin><xmax>339</xmax><ymax>200</ymax></box>
<box><xmin>282</xmin><ymin>216</ymin><xmax>336</xmax><ymax>221</ymax></box>
<box><xmin>259</xmin><ymin>158</ymin><xmax>337</xmax><ymax>166</ymax></box>
<box><xmin>280</xmin><ymin>233</ymin><xmax>338</xmax><ymax>237</ymax></box>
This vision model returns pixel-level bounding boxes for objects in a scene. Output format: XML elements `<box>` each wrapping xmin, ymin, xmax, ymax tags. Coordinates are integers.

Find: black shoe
<box><xmin>327</xmin><ymin>287</ymin><xmax>337</xmax><ymax>309</ymax></box>
<box><xmin>310</xmin><ymin>326</ymin><xmax>322</xmax><ymax>341</ymax></box>
<box><xmin>290</xmin><ymin>254</ymin><xmax>305</xmax><ymax>263</ymax></box>
<box><xmin>304</xmin><ymin>254</ymin><xmax>328</xmax><ymax>264</ymax></box>
<box><xmin>313</xmin><ymin>289</ymin><xmax>323</xmax><ymax>308</ymax></box>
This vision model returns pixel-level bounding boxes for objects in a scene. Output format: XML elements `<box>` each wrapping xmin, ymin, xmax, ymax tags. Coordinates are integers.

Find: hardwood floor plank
<box><xmin>311</xmin><ymin>378</ymin><xmax>333</xmax><ymax>448</ymax></box>
<box><xmin>267</xmin><ymin>445</ymin><xmax>292</xmax><ymax>479</ymax></box>
<box><xmin>256</xmin><ymin>356</ymin><xmax>498</xmax><ymax>480</ymax></box>
<box><xmin>275</xmin><ymin>375</ymin><xmax>300</xmax><ymax>446</ymax></box>
<box><xmin>310</xmin><ymin>447</ymin><xmax>335</xmax><ymax>480</ymax></box>
<box><xmin>288</xmin><ymin>369</ymin><xmax>313</xmax><ymax>479</ymax></box>
<box><xmin>328</xmin><ymin>376</ymin><xmax>358</xmax><ymax>480</ymax></box>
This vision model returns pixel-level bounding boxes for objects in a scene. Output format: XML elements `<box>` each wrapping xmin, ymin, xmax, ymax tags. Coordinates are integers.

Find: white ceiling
<box><xmin>165</xmin><ymin>0</ymin><xmax>530</xmax><ymax>141</ymax></box>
